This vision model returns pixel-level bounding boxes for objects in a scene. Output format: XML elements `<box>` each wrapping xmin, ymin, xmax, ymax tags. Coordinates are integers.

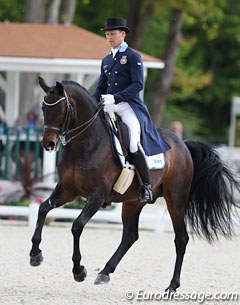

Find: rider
<box><xmin>93</xmin><ymin>18</ymin><xmax>170</xmax><ymax>203</ymax></box>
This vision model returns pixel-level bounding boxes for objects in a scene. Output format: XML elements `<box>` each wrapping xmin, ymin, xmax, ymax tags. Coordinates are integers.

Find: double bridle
<box><xmin>43</xmin><ymin>90</ymin><xmax>104</xmax><ymax>146</ymax></box>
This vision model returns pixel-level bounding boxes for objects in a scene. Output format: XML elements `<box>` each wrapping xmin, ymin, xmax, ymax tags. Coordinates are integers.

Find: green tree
<box><xmin>167</xmin><ymin>0</ymin><xmax>240</xmax><ymax>142</ymax></box>
<box><xmin>0</xmin><ymin>0</ymin><xmax>24</xmax><ymax>21</ymax></box>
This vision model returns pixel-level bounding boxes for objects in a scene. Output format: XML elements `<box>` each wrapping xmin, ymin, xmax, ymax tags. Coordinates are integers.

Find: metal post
<box><xmin>4</xmin><ymin>127</ymin><xmax>10</xmax><ymax>179</ymax></box>
<box><xmin>29</xmin><ymin>202</ymin><xmax>39</xmax><ymax>227</ymax></box>
<box><xmin>15</xmin><ymin>129</ymin><xmax>20</xmax><ymax>176</ymax></box>
<box><xmin>43</xmin><ymin>149</ymin><xmax>57</xmax><ymax>185</ymax></box>
<box><xmin>229</xmin><ymin>97</ymin><xmax>240</xmax><ymax>147</ymax></box>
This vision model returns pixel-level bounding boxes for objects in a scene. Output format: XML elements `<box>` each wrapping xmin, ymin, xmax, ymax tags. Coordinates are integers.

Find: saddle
<box><xmin>113</xmin><ymin>115</ymin><xmax>129</xmax><ymax>155</ymax></box>
<box><xmin>104</xmin><ymin>109</ymin><xmax>131</xmax><ymax>165</ymax></box>
<box><xmin>104</xmin><ymin>108</ymin><xmax>165</xmax><ymax>194</ymax></box>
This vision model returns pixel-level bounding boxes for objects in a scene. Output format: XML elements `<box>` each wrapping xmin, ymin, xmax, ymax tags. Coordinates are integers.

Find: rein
<box><xmin>60</xmin><ymin>102</ymin><xmax>104</xmax><ymax>146</ymax></box>
<box><xmin>43</xmin><ymin>90</ymin><xmax>104</xmax><ymax>146</ymax></box>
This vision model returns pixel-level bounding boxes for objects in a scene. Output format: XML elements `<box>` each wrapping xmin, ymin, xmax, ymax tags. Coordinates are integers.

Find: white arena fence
<box><xmin>0</xmin><ymin>202</ymin><xmax>172</xmax><ymax>231</ymax></box>
<box><xmin>0</xmin><ymin>201</ymin><xmax>239</xmax><ymax>234</ymax></box>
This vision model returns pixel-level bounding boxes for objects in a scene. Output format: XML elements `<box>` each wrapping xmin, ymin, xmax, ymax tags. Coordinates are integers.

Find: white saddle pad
<box><xmin>146</xmin><ymin>153</ymin><xmax>165</xmax><ymax>170</ymax></box>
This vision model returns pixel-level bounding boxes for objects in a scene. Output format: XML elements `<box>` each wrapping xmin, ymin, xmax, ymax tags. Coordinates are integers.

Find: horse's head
<box><xmin>39</xmin><ymin>77</ymin><xmax>73</xmax><ymax>151</ymax></box>
<box><xmin>39</xmin><ymin>77</ymin><xmax>103</xmax><ymax>151</ymax></box>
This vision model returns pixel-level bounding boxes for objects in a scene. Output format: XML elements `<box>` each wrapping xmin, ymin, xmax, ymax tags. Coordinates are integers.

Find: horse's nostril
<box><xmin>45</xmin><ymin>141</ymin><xmax>56</xmax><ymax>151</ymax></box>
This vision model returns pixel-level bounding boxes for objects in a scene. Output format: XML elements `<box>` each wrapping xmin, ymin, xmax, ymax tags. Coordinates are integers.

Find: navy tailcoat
<box><xmin>93</xmin><ymin>44</ymin><xmax>170</xmax><ymax>156</ymax></box>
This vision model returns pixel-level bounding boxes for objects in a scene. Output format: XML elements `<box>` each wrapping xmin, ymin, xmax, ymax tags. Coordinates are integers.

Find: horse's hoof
<box><xmin>94</xmin><ymin>273</ymin><xmax>110</xmax><ymax>285</ymax></box>
<box><xmin>73</xmin><ymin>267</ymin><xmax>87</xmax><ymax>282</ymax></box>
<box><xmin>30</xmin><ymin>252</ymin><xmax>43</xmax><ymax>267</ymax></box>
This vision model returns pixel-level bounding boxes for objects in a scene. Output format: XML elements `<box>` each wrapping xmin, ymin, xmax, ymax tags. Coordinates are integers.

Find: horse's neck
<box><xmin>63</xmin><ymin>119</ymin><xmax>109</xmax><ymax>167</ymax></box>
<box><xmin>66</xmin><ymin>88</ymin><xmax>111</xmax><ymax>156</ymax></box>
<box><xmin>71</xmin><ymin>101</ymin><xmax>108</xmax><ymax>152</ymax></box>
<box><xmin>74</xmin><ymin>94</ymin><xmax>97</xmax><ymax>123</ymax></box>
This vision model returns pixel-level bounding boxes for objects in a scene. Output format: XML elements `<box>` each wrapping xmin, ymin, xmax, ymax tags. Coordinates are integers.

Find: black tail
<box><xmin>185</xmin><ymin>140</ymin><xmax>240</xmax><ymax>242</ymax></box>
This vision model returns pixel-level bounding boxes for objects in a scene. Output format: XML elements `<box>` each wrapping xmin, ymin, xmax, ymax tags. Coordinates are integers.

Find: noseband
<box><xmin>43</xmin><ymin>90</ymin><xmax>104</xmax><ymax>146</ymax></box>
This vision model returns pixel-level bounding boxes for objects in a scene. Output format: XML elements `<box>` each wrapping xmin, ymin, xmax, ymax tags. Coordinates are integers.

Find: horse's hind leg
<box><xmin>29</xmin><ymin>183</ymin><xmax>74</xmax><ymax>266</ymax></box>
<box><xmin>165</xmin><ymin>194</ymin><xmax>189</xmax><ymax>292</ymax></box>
<box><xmin>94</xmin><ymin>201</ymin><xmax>144</xmax><ymax>284</ymax></box>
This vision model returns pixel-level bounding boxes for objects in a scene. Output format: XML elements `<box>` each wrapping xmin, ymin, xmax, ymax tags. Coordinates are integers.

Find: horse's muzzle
<box><xmin>41</xmin><ymin>135</ymin><xmax>59</xmax><ymax>152</ymax></box>
<box><xmin>42</xmin><ymin>125</ymin><xmax>61</xmax><ymax>151</ymax></box>
<box><xmin>42</xmin><ymin>140</ymin><xmax>58</xmax><ymax>152</ymax></box>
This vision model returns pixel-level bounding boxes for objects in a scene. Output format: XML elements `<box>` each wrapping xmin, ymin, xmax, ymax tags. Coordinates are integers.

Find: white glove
<box><xmin>101</xmin><ymin>94</ymin><xmax>115</xmax><ymax>105</ymax></box>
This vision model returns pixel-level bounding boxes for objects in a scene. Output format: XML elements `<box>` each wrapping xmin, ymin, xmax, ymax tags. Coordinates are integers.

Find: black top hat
<box><xmin>101</xmin><ymin>18</ymin><xmax>130</xmax><ymax>33</ymax></box>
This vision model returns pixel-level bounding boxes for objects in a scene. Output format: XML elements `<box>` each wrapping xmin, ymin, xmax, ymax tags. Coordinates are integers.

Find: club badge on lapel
<box><xmin>120</xmin><ymin>56</ymin><xmax>127</xmax><ymax>64</ymax></box>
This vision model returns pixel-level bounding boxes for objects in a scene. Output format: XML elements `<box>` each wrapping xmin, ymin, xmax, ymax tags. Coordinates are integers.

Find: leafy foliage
<box><xmin>0</xmin><ymin>0</ymin><xmax>24</xmax><ymax>21</ymax></box>
<box><xmin>0</xmin><ymin>154</ymin><xmax>53</xmax><ymax>204</ymax></box>
<box><xmin>143</xmin><ymin>0</ymin><xmax>240</xmax><ymax>142</ymax></box>
<box><xmin>168</xmin><ymin>0</ymin><xmax>240</xmax><ymax>142</ymax></box>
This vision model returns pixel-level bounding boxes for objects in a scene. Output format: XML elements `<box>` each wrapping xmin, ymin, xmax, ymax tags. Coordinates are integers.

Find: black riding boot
<box><xmin>131</xmin><ymin>149</ymin><xmax>154</xmax><ymax>203</ymax></box>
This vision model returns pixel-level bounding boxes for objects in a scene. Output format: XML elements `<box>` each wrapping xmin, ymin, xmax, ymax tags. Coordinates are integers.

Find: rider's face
<box><xmin>105</xmin><ymin>30</ymin><xmax>126</xmax><ymax>49</ymax></box>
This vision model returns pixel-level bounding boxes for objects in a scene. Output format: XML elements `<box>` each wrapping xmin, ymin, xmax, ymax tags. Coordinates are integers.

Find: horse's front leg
<box><xmin>29</xmin><ymin>199</ymin><xmax>52</xmax><ymax>266</ymax></box>
<box><xmin>71</xmin><ymin>193</ymin><xmax>104</xmax><ymax>282</ymax></box>
<box><xmin>94</xmin><ymin>201</ymin><xmax>144</xmax><ymax>284</ymax></box>
<box><xmin>29</xmin><ymin>183</ymin><xmax>73</xmax><ymax>266</ymax></box>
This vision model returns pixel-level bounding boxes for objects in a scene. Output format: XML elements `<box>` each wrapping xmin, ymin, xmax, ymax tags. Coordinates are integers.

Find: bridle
<box><xmin>43</xmin><ymin>90</ymin><xmax>104</xmax><ymax>146</ymax></box>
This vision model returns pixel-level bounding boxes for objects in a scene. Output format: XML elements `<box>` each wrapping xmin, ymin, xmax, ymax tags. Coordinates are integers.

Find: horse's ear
<box><xmin>56</xmin><ymin>81</ymin><xmax>64</xmax><ymax>95</ymax></box>
<box><xmin>38</xmin><ymin>77</ymin><xmax>50</xmax><ymax>93</ymax></box>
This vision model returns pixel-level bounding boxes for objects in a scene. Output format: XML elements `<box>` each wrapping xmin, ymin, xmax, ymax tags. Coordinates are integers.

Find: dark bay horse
<box><xmin>30</xmin><ymin>77</ymin><xmax>239</xmax><ymax>292</ymax></box>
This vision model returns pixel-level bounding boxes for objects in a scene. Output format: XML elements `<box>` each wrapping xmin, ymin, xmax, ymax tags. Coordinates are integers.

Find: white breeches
<box><xmin>105</xmin><ymin>102</ymin><xmax>140</xmax><ymax>153</ymax></box>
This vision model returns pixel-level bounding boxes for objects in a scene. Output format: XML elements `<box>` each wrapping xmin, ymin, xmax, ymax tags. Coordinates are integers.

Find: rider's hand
<box><xmin>101</xmin><ymin>94</ymin><xmax>115</xmax><ymax>105</ymax></box>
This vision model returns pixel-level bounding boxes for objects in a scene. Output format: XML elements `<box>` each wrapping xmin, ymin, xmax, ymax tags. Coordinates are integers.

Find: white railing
<box><xmin>0</xmin><ymin>203</ymin><xmax>121</xmax><ymax>227</ymax></box>
<box><xmin>0</xmin><ymin>202</ymin><xmax>170</xmax><ymax>231</ymax></box>
<box><xmin>0</xmin><ymin>202</ymin><xmax>239</xmax><ymax>234</ymax></box>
